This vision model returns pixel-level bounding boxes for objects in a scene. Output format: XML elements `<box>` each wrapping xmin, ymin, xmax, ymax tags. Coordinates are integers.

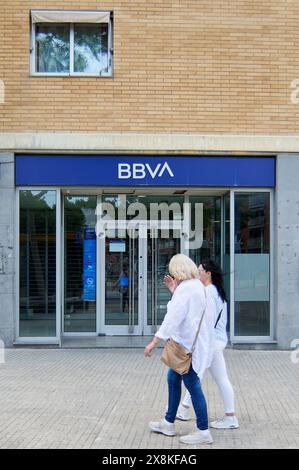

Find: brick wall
<box><xmin>0</xmin><ymin>0</ymin><xmax>299</xmax><ymax>134</ymax></box>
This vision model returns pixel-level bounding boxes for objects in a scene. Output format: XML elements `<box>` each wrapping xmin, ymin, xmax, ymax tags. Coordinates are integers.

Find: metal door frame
<box><xmin>99</xmin><ymin>221</ymin><xmax>143</xmax><ymax>335</ymax></box>
<box><xmin>99</xmin><ymin>220</ymin><xmax>184</xmax><ymax>336</ymax></box>
<box><xmin>142</xmin><ymin>220</ymin><xmax>185</xmax><ymax>336</ymax></box>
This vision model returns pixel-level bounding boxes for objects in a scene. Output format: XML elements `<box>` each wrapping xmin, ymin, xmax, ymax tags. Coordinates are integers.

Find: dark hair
<box><xmin>200</xmin><ymin>259</ymin><xmax>227</xmax><ymax>303</ymax></box>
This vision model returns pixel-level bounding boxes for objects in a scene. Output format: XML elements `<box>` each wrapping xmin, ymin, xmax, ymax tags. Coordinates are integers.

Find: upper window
<box><xmin>30</xmin><ymin>10</ymin><xmax>113</xmax><ymax>76</ymax></box>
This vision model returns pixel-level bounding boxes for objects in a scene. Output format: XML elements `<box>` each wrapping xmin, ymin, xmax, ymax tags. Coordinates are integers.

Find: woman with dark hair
<box><xmin>165</xmin><ymin>259</ymin><xmax>239</xmax><ymax>429</ymax></box>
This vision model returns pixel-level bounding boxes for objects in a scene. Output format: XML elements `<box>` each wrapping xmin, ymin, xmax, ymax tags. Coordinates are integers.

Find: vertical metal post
<box><xmin>128</xmin><ymin>229</ymin><xmax>133</xmax><ymax>333</ymax></box>
<box><xmin>45</xmin><ymin>209</ymin><xmax>48</xmax><ymax>316</ymax></box>
<box><xmin>154</xmin><ymin>230</ymin><xmax>158</xmax><ymax>329</ymax></box>
<box><xmin>230</xmin><ymin>190</ymin><xmax>235</xmax><ymax>342</ymax></box>
<box><xmin>26</xmin><ymin>205</ymin><xmax>30</xmax><ymax>315</ymax></box>
<box><xmin>220</xmin><ymin>195</ymin><xmax>225</xmax><ymax>269</ymax></box>
<box><xmin>56</xmin><ymin>190</ymin><xmax>62</xmax><ymax>344</ymax></box>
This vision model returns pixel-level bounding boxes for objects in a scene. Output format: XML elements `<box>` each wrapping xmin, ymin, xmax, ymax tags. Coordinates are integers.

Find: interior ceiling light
<box><xmin>102</xmin><ymin>189</ymin><xmax>135</xmax><ymax>194</ymax></box>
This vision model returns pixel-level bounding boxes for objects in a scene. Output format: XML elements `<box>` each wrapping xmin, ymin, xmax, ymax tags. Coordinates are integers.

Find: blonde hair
<box><xmin>168</xmin><ymin>254</ymin><xmax>199</xmax><ymax>281</ymax></box>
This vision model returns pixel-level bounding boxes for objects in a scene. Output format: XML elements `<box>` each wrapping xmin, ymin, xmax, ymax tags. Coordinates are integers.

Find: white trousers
<box><xmin>182</xmin><ymin>340</ymin><xmax>235</xmax><ymax>414</ymax></box>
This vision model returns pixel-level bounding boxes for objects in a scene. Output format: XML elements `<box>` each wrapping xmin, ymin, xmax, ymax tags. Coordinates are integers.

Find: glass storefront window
<box><xmin>189</xmin><ymin>196</ymin><xmax>222</xmax><ymax>266</ymax></box>
<box><xmin>234</xmin><ymin>192</ymin><xmax>270</xmax><ymax>336</ymax></box>
<box><xmin>19</xmin><ymin>190</ymin><xmax>56</xmax><ymax>337</ymax></box>
<box><xmin>18</xmin><ymin>189</ymin><xmax>272</xmax><ymax>341</ymax></box>
<box><xmin>101</xmin><ymin>194</ymin><xmax>184</xmax><ymax>223</ymax></box>
<box><xmin>64</xmin><ymin>196</ymin><xmax>97</xmax><ymax>332</ymax></box>
<box><xmin>127</xmin><ymin>195</ymin><xmax>184</xmax><ymax>221</ymax></box>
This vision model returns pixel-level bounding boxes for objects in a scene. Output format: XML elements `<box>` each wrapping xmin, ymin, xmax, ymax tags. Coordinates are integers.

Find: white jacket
<box><xmin>155</xmin><ymin>278</ymin><xmax>215</xmax><ymax>378</ymax></box>
<box><xmin>207</xmin><ymin>284</ymin><xmax>228</xmax><ymax>344</ymax></box>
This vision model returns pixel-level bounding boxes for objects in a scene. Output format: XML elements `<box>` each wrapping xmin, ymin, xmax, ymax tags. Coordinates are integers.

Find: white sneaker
<box><xmin>176</xmin><ymin>404</ymin><xmax>191</xmax><ymax>421</ymax></box>
<box><xmin>180</xmin><ymin>429</ymin><xmax>213</xmax><ymax>445</ymax></box>
<box><xmin>210</xmin><ymin>415</ymin><xmax>239</xmax><ymax>429</ymax></box>
<box><xmin>149</xmin><ymin>418</ymin><xmax>176</xmax><ymax>436</ymax></box>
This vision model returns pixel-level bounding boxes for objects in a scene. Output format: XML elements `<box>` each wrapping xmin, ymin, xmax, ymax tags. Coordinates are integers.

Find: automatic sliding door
<box><xmin>104</xmin><ymin>229</ymin><xmax>140</xmax><ymax>334</ymax></box>
<box><xmin>147</xmin><ymin>228</ymin><xmax>181</xmax><ymax>332</ymax></box>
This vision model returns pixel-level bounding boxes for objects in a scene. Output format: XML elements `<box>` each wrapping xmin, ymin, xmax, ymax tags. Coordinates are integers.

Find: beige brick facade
<box><xmin>0</xmin><ymin>0</ymin><xmax>299</xmax><ymax>134</ymax></box>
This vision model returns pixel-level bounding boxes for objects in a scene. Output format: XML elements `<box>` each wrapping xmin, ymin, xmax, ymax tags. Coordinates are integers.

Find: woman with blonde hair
<box><xmin>144</xmin><ymin>254</ymin><xmax>215</xmax><ymax>445</ymax></box>
<box><xmin>164</xmin><ymin>259</ymin><xmax>239</xmax><ymax>429</ymax></box>
<box><xmin>175</xmin><ymin>259</ymin><xmax>239</xmax><ymax>429</ymax></box>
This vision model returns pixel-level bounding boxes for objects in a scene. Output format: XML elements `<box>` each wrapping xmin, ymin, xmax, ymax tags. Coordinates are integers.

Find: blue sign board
<box><xmin>83</xmin><ymin>228</ymin><xmax>96</xmax><ymax>302</ymax></box>
<box><xmin>15</xmin><ymin>154</ymin><xmax>275</xmax><ymax>187</ymax></box>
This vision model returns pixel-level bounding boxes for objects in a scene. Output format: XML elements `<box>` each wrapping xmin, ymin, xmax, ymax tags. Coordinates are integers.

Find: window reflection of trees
<box><xmin>36</xmin><ymin>23</ymin><xmax>109</xmax><ymax>74</ymax></box>
<box><xmin>235</xmin><ymin>194</ymin><xmax>270</xmax><ymax>254</ymax></box>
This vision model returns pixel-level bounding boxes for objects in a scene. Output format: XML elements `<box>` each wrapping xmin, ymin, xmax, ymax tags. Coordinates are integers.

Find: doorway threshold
<box><xmin>61</xmin><ymin>335</ymin><xmax>163</xmax><ymax>349</ymax></box>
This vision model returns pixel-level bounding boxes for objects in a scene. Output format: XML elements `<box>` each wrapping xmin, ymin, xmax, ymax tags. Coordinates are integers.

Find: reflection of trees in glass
<box><xmin>36</xmin><ymin>24</ymin><xmax>70</xmax><ymax>73</ymax></box>
<box><xmin>36</xmin><ymin>23</ymin><xmax>108</xmax><ymax>74</ymax></box>
<box><xmin>74</xmin><ymin>24</ymin><xmax>108</xmax><ymax>73</ymax></box>
<box><xmin>235</xmin><ymin>196</ymin><xmax>251</xmax><ymax>253</ymax></box>
<box><xmin>235</xmin><ymin>194</ymin><xmax>270</xmax><ymax>253</ymax></box>
<box><xmin>189</xmin><ymin>197</ymin><xmax>221</xmax><ymax>266</ymax></box>
<box><xmin>64</xmin><ymin>196</ymin><xmax>88</xmax><ymax>234</ymax></box>
<box><xmin>20</xmin><ymin>191</ymin><xmax>56</xmax><ymax>314</ymax></box>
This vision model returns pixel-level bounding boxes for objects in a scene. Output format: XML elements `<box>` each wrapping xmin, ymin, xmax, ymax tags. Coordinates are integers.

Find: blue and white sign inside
<box><xmin>83</xmin><ymin>228</ymin><xmax>96</xmax><ymax>302</ymax></box>
<box><xmin>15</xmin><ymin>154</ymin><xmax>275</xmax><ymax>187</ymax></box>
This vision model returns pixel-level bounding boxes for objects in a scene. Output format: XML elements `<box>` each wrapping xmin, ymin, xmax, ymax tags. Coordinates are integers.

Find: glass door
<box><xmin>103</xmin><ymin>228</ymin><xmax>142</xmax><ymax>335</ymax></box>
<box><xmin>101</xmin><ymin>224</ymin><xmax>182</xmax><ymax>335</ymax></box>
<box><xmin>144</xmin><ymin>227</ymin><xmax>181</xmax><ymax>335</ymax></box>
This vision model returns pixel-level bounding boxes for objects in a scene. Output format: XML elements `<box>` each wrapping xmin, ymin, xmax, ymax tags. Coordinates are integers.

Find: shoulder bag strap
<box><xmin>191</xmin><ymin>287</ymin><xmax>207</xmax><ymax>354</ymax></box>
<box><xmin>214</xmin><ymin>309</ymin><xmax>223</xmax><ymax>329</ymax></box>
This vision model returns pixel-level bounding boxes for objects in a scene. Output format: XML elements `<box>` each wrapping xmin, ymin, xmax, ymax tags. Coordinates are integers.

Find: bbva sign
<box><xmin>118</xmin><ymin>162</ymin><xmax>174</xmax><ymax>179</ymax></box>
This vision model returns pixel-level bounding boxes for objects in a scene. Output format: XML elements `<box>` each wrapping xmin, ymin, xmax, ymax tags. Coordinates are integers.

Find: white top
<box><xmin>155</xmin><ymin>278</ymin><xmax>215</xmax><ymax>379</ymax></box>
<box><xmin>207</xmin><ymin>284</ymin><xmax>228</xmax><ymax>344</ymax></box>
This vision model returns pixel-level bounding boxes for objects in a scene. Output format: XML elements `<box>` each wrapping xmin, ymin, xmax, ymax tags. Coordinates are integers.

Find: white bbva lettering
<box><xmin>146</xmin><ymin>163</ymin><xmax>161</xmax><ymax>178</ymax></box>
<box><xmin>118</xmin><ymin>163</ymin><xmax>131</xmax><ymax>179</ymax></box>
<box><xmin>133</xmin><ymin>163</ymin><xmax>146</xmax><ymax>179</ymax></box>
<box><xmin>160</xmin><ymin>162</ymin><xmax>174</xmax><ymax>177</ymax></box>
<box><xmin>118</xmin><ymin>161</ymin><xmax>174</xmax><ymax>179</ymax></box>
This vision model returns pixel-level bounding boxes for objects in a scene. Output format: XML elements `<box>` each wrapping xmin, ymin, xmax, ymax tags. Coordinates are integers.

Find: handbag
<box><xmin>160</xmin><ymin>338</ymin><xmax>192</xmax><ymax>375</ymax></box>
<box><xmin>160</xmin><ymin>291</ymin><xmax>207</xmax><ymax>375</ymax></box>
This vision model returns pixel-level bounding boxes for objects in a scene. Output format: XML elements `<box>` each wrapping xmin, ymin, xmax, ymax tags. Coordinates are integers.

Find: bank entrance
<box><xmin>16</xmin><ymin>154</ymin><xmax>274</xmax><ymax>345</ymax></box>
<box><xmin>62</xmin><ymin>192</ymin><xmax>224</xmax><ymax>336</ymax></box>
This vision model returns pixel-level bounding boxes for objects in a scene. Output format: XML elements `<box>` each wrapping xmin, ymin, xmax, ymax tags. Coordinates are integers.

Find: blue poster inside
<box><xmin>83</xmin><ymin>227</ymin><xmax>96</xmax><ymax>302</ymax></box>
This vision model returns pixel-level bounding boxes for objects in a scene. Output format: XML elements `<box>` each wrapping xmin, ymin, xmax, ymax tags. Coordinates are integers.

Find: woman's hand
<box><xmin>144</xmin><ymin>342</ymin><xmax>155</xmax><ymax>357</ymax></box>
<box><xmin>144</xmin><ymin>337</ymin><xmax>160</xmax><ymax>357</ymax></box>
<box><xmin>164</xmin><ymin>275</ymin><xmax>177</xmax><ymax>294</ymax></box>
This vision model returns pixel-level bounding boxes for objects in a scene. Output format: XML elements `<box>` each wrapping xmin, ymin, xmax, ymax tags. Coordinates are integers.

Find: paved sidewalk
<box><xmin>0</xmin><ymin>348</ymin><xmax>298</xmax><ymax>449</ymax></box>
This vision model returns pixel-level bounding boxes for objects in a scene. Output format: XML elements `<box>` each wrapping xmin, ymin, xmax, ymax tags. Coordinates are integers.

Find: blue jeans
<box><xmin>165</xmin><ymin>366</ymin><xmax>208</xmax><ymax>430</ymax></box>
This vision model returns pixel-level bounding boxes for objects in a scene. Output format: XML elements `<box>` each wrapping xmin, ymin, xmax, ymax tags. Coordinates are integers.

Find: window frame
<box><xmin>30</xmin><ymin>16</ymin><xmax>113</xmax><ymax>77</ymax></box>
<box><xmin>15</xmin><ymin>187</ymin><xmax>62</xmax><ymax>345</ymax></box>
<box><xmin>230</xmin><ymin>188</ymin><xmax>275</xmax><ymax>344</ymax></box>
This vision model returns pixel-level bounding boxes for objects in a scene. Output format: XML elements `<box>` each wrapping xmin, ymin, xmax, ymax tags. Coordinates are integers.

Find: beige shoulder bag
<box><xmin>160</xmin><ymin>288</ymin><xmax>207</xmax><ymax>375</ymax></box>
